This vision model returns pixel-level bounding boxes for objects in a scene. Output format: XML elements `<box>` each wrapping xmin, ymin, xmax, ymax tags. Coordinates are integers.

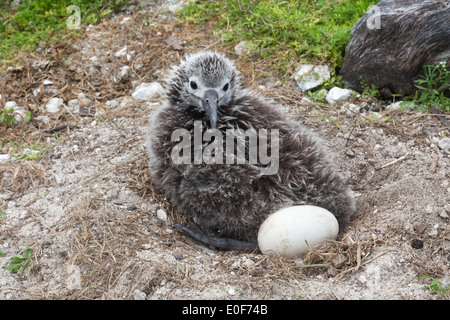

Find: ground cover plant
<box><xmin>179</xmin><ymin>0</ymin><xmax>449</xmax><ymax>112</ymax></box>
<box><xmin>0</xmin><ymin>0</ymin><xmax>127</xmax><ymax>63</ymax></box>
<box><xmin>401</xmin><ymin>59</ymin><xmax>450</xmax><ymax>113</ymax></box>
<box><xmin>178</xmin><ymin>0</ymin><xmax>379</xmax><ymax>74</ymax></box>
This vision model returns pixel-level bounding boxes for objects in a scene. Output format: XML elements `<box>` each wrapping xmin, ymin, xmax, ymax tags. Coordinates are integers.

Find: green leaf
<box><xmin>5</xmin><ymin>263</ymin><xmax>22</xmax><ymax>273</ymax></box>
<box><xmin>11</xmin><ymin>254</ymin><xmax>26</xmax><ymax>261</ymax></box>
<box><xmin>415</xmin><ymin>85</ymin><xmax>428</xmax><ymax>91</ymax></box>
<box><xmin>23</xmin><ymin>111</ymin><xmax>31</xmax><ymax>123</ymax></box>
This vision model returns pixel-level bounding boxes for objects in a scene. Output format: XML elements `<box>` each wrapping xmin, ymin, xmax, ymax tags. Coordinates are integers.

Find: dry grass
<box><xmin>1</xmin><ymin>5</ymin><xmax>449</xmax><ymax>300</ymax></box>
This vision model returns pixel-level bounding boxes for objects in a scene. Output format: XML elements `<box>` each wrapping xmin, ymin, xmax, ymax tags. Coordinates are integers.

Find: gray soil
<box><xmin>0</xmin><ymin>0</ymin><xmax>448</xmax><ymax>300</ymax></box>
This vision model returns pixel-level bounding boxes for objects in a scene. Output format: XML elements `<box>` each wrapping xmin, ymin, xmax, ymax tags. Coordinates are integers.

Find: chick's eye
<box><xmin>190</xmin><ymin>81</ymin><xmax>198</xmax><ymax>90</ymax></box>
<box><xmin>222</xmin><ymin>83</ymin><xmax>229</xmax><ymax>92</ymax></box>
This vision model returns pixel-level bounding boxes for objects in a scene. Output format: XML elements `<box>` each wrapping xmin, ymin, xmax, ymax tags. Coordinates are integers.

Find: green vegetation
<box><xmin>0</xmin><ymin>0</ymin><xmax>127</xmax><ymax>61</ymax></box>
<box><xmin>418</xmin><ymin>276</ymin><xmax>450</xmax><ymax>298</ymax></box>
<box><xmin>180</xmin><ymin>1</ymin><xmax>449</xmax><ymax>112</ymax></box>
<box><xmin>178</xmin><ymin>0</ymin><xmax>378</xmax><ymax>73</ymax></box>
<box><xmin>8</xmin><ymin>141</ymin><xmax>48</xmax><ymax>160</ymax></box>
<box><xmin>401</xmin><ymin>59</ymin><xmax>450</xmax><ymax>113</ymax></box>
<box><xmin>5</xmin><ymin>248</ymin><xmax>33</xmax><ymax>274</ymax></box>
<box><xmin>0</xmin><ymin>108</ymin><xmax>31</xmax><ymax>134</ymax></box>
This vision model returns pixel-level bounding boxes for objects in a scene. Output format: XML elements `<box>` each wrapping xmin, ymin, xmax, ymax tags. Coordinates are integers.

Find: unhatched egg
<box><xmin>257</xmin><ymin>205</ymin><xmax>339</xmax><ymax>258</ymax></box>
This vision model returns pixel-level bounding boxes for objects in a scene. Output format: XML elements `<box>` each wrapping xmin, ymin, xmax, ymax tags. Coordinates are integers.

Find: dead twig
<box><xmin>428</xmin><ymin>155</ymin><xmax>440</xmax><ymax>173</ymax></box>
<box><xmin>43</xmin><ymin>124</ymin><xmax>80</xmax><ymax>135</ymax></box>
<box><xmin>375</xmin><ymin>152</ymin><xmax>410</xmax><ymax>170</ymax></box>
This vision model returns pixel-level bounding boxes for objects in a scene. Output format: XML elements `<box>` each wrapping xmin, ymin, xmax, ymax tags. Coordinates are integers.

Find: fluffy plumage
<box><xmin>146</xmin><ymin>51</ymin><xmax>356</xmax><ymax>248</ymax></box>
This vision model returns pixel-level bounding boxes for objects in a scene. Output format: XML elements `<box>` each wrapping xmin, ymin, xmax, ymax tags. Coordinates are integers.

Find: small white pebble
<box><xmin>228</xmin><ymin>288</ymin><xmax>236</xmax><ymax>296</ymax></box>
<box><xmin>156</xmin><ymin>209</ymin><xmax>167</xmax><ymax>221</ymax></box>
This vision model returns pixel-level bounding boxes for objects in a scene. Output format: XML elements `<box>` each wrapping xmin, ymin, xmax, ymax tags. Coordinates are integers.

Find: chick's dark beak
<box><xmin>202</xmin><ymin>89</ymin><xmax>219</xmax><ymax>129</ymax></box>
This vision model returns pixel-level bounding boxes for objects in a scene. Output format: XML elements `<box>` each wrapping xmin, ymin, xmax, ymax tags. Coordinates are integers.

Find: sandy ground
<box><xmin>0</xmin><ymin>1</ymin><xmax>449</xmax><ymax>300</ymax></box>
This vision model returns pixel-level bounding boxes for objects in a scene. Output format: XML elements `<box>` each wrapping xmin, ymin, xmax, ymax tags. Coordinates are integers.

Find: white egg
<box><xmin>257</xmin><ymin>205</ymin><xmax>339</xmax><ymax>258</ymax></box>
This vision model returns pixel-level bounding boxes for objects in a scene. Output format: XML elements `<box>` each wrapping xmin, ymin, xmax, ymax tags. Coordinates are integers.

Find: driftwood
<box><xmin>340</xmin><ymin>0</ymin><xmax>450</xmax><ymax>99</ymax></box>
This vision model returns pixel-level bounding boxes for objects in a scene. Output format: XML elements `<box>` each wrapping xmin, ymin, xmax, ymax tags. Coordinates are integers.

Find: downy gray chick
<box><xmin>146</xmin><ymin>51</ymin><xmax>356</xmax><ymax>251</ymax></box>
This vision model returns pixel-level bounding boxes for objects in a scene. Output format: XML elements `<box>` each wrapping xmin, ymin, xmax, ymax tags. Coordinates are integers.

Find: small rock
<box><xmin>294</xmin><ymin>64</ymin><xmax>330</xmax><ymax>92</ymax></box>
<box><xmin>172</xmin><ymin>253</ymin><xmax>183</xmax><ymax>260</ymax></box>
<box><xmin>371</xmin><ymin>112</ymin><xmax>382</xmax><ymax>120</ymax></box>
<box><xmin>117</xmin><ymin>66</ymin><xmax>130</xmax><ymax>81</ymax></box>
<box><xmin>167</xmin><ymin>0</ymin><xmax>187</xmax><ymax>13</ymax></box>
<box><xmin>164</xmin><ymin>36</ymin><xmax>184</xmax><ymax>51</ymax></box>
<box><xmin>35</xmin><ymin>115</ymin><xmax>50</xmax><ymax>124</ymax></box>
<box><xmin>132</xmin><ymin>82</ymin><xmax>164</xmax><ymax>101</ymax></box>
<box><xmin>326</xmin><ymin>87</ymin><xmax>355</xmax><ymax>105</ymax></box>
<box><xmin>392</xmin><ymin>142</ymin><xmax>407</xmax><ymax>158</ymax></box>
<box><xmin>361</xmin><ymin>104</ymin><xmax>370</xmax><ymax>112</ymax></box>
<box><xmin>347</xmin><ymin>103</ymin><xmax>359</xmax><ymax>113</ymax></box>
<box><xmin>79</xmin><ymin>97</ymin><xmax>93</xmax><ymax>108</ymax></box>
<box><xmin>234</xmin><ymin>41</ymin><xmax>252</xmax><ymax>56</ymax></box>
<box><xmin>44</xmin><ymin>87</ymin><xmax>58</xmax><ymax>96</ymax></box>
<box><xmin>119</xmin><ymin>16</ymin><xmax>132</xmax><ymax>25</ymax></box>
<box><xmin>425</xmin><ymin>204</ymin><xmax>434</xmax><ymax>214</ymax></box>
<box><xmin>0</xmin><ymin>191</ymin><xmax>13</xmax><ymax>200</ymax></box>
<box><xmin>439</xmin><ymin>210</ymin><xmax>449</xmax><ymax>219</ymax></box>
<box><xmin>344</xmin><ymin>103</ymin><xmax>359</xmax><ymax>117</ymax></box>
<box><xmin>345</xmin><ymin>150</ymin><xmax>356</xmax><ymax>158</ymax></box>
<box><xmin>300</xmin><ymin>97</ymin><xmax>314</xmax><ymax>106</ymax></box>
<box><xmin>386</xmin><ymin>101</ymin><xmax>402</xmax><ymax>110</ymax></box>
<box><xmin>437</xmin><ymin>138</ymin><xmax>450</xmax><ymax>151</ymax></box>
<box><xmin>428</xmin><ymin>225</ymin><xmax>439</xmax><ymax>237</ymax></box>
<box><xmin>444</xmin><ymin>203</ymin><xmax>450</xmax><ymax>214</ymax></box>
<box><xmin>12</xmin><ymin>108</ymin><xmax>27</xmax><ymax>123</ymax></box>
<box><xmin>89</xmin><ymin>56</ymin><xmax>98</xmax><ymax>62</ymax></box>
<box><xmin>33</xmin><ymin>87</ymin><xmax>41</xmax><ymax>98</ymax></box>
<box><xmin>370</xmin><ymin>105</ymin><xmax>381</xmax><ymax>112</ymax></box>
<box><xmin>156</xmin><ymin>209</ymin><xmax>167</xmax><ymax>221</ymax></box>
<box><xmin>386</xmin><ymin>101</ymin><xmax>416</xmax><ymax>111</ymax></box>
<box><xmin>242</xmin><ymin>257</ymin><xmax>255</xmax><ymax>268</ymax></box>
<box><xmin>114</xmin><ymin>46</ymin><xmax>128</xmax><ymax>58</ymax></box>
<box><xmin>0</xmin><ymin>154</ymin><xmax>11</xmax><ymax>163</ymax></box>
<box><xmin>53</xmin><ymin>173</ymin><xmax>64</xmax><ymax>185</ymax></box>
<box><xmin>45</xmin><ymin>97</ymin><xmax>64</xmax><ymax>113</ymax></box>
<box><xmin>228</xmin><ymin>288</ymin><xmax>236</xmax><ymax>296</ymax></box>
<box><xmin>414</xmin><ymin>222</ymin><xmax>427</xmax><ymax>234</ymax></box>
<box><xmin>127</xmin><ymin>204</ymin><xmax>137</xmax><ymax>211</ymax></box>
<box><xmin>43</xmin><ymin>79</ymin><xmax>54</xmax><ymax>86</ymax></box>
<box><xmin>5</xmin><ymin>101</ymin><xmax>17</xmax><ymax>109</ymax></box>
<box><xmin>358</xmin><ymin>275</ymin><xmax>367</xmax><ymax>284</ymax></box>
<box><xmin>31</xmin><ymin>60</ymin><xmax>49</xmax><ymax>70</ymax></box>
<box><xmin>43</xmin><ymin>239</ymin><xmax>53</xmax><ymax>248</ymax></box>
<box><xmin>79</xmin><ymin>95</ymin><xmax>95</xmax><ymax>115</ymax></box>
<box><xmin>106</xmin><ymin>189</ymin><xmax>118</xmax><ymax>201</ymax></box>
<box><xmin>374</xmin><ymin>144</ymin><xmax>383</xmax><ymax>151</ymax></box>
<box><xmin>133</xmin><ymin>289</ymin><xmax>147</xmax><ymax>300</ymax></box>
<box><xmin>67</xmin><ymin>99</ymin><xmax>80</xmax><ymax>113</ymax></box>
<box><xmin>106</xmin><ymin>100</ymin><xmax>119</xmax><ymax>109</ymax></box>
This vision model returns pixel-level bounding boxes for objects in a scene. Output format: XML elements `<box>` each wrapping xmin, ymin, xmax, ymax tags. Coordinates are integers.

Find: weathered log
<box><xmin>340</xmin><ymin>0</ymin><xmax>450</xmax><ymax>99</ymax></box>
